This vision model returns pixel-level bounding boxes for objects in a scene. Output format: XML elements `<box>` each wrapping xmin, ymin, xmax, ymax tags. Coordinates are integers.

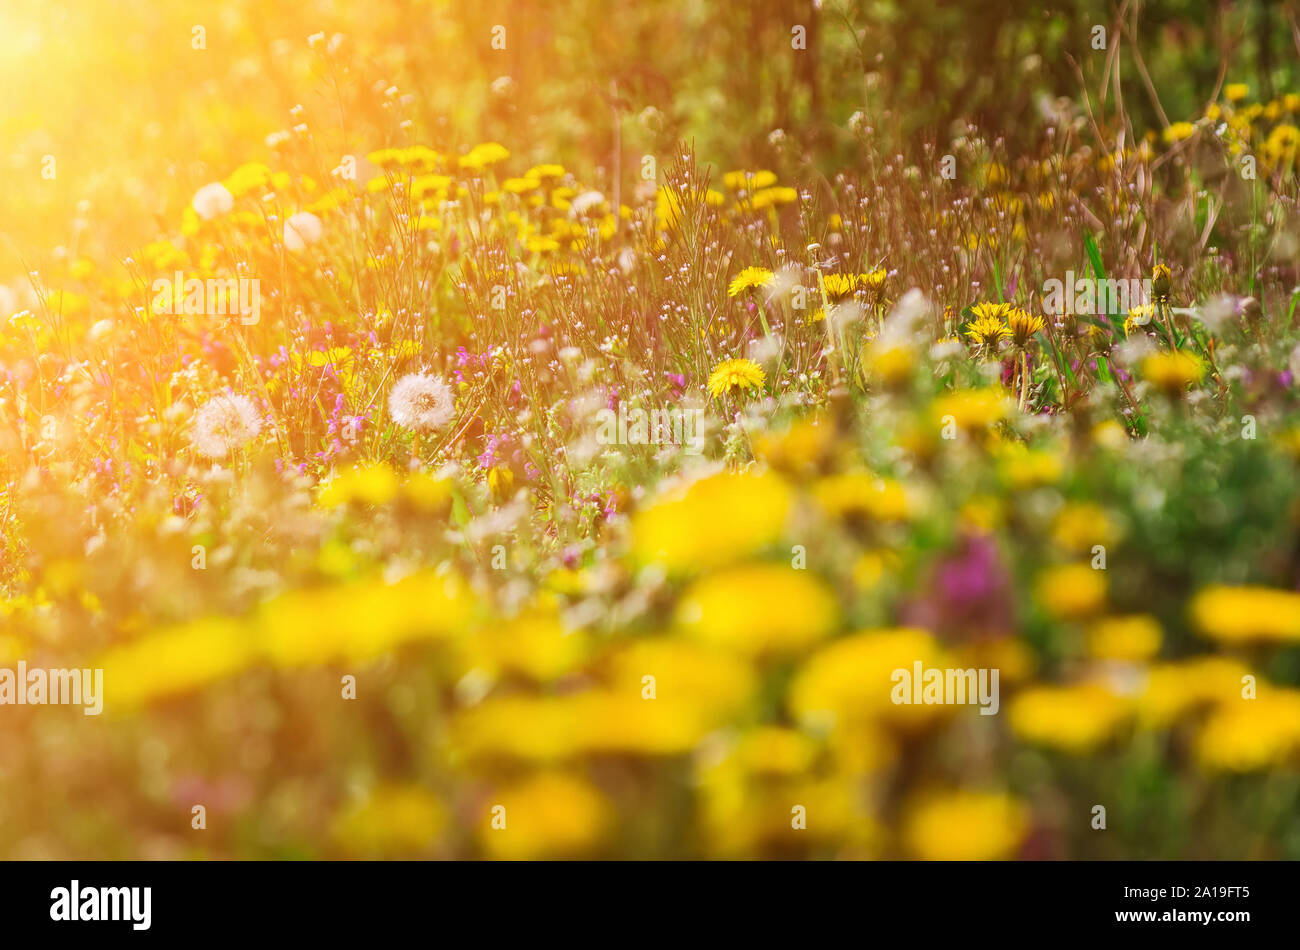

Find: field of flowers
<box><xmin>2</xmin><ymin>1</ymin><xmax>1300</xmax><ymax>860</ymax></box>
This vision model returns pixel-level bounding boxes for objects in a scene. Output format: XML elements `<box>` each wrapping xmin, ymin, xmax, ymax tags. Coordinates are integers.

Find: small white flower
<box><xmin>192</xmin><ymin>393</ymin><xmax>262</xmax><ymax>459</ymax></box>
<box><xmin>568</xmin><ymin>190</ymin><xmax>605</xmax><ymax>218</ymax></box>
<box><xmin>191</xmin><ymin>182</ymin><xmax>234</xmax><ymax>221</ymax></box>
<box><xmin>283</xmin><ymin>211</ymin><xmax>323</xmax><ymax>252</ymax></box>
<box><xmin>388</xmin><ymin>372</ymin><xmax>455</xmax><ymax>433</ymax></box>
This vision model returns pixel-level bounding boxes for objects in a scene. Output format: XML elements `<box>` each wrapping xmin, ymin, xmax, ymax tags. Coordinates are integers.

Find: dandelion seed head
<box><xmin>193</xmin><ymin>393</ymin><xmax>262</xmax><ymax>459</ymax></box>
<box><xmin>389</xmin><ymin>372</ymin><xmax>455</xmax><ymax>433</ymax></box>
<box><xmin>284</xmin><ymin>211</ymin><xmax>324</xmax><ymax>252</ymax></box>
<box><xmin>192</xmin><ymin>182</ymin><xmax>234</xmax><ymax>221</ymax></box>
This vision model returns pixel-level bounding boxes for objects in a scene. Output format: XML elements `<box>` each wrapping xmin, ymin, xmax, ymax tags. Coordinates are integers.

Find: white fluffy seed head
<box><xmin>192</xmin><ymin>393</ymin><xmax>262</xmax><ymax>459</ymax></box>
<box><xmin>284</xmin><ymin>211</ymin><xmax>323</xmax><ymax>252</ymax></box>
<box><xmin>388</xmin><ymin>372</ymin><xmax>455</xmax><ymax>433</ymax></box>
<box><xmin>192</xmin><ymin>182</ymin><xmax>234</xmax><ymax>221</ymax></box>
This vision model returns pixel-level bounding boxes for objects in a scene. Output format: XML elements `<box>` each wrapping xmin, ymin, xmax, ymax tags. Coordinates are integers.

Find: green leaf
<box><xmin>1084</xmin><ymin>232</ymin><xmax>1106</xmax><ymax>281</ymax></box>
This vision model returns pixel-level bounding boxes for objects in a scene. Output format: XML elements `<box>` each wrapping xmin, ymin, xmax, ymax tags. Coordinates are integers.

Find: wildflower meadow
<box><xmin>1</xmin><ymin>0</ymin><xmax>1300</xmax><ymax>871</ymax></box>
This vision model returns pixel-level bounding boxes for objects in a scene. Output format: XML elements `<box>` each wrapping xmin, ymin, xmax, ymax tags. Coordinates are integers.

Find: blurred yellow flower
<box><xmin>1051</xmin><ymin>501</ymin><xmax>1117</xmax><ymax>553</ymax></box>
<box><xmin>903</xmin><ymin>790</ymin><xmax>1028</xmax><ymax>860</ymax></box>
<box><xmin>465</xmin><ymin>610</ymin><xmax>589</xmax><ymax>682</ymax></box>
<box><xmin>1195</xmin><ymin>690</ymin><xmax>1300</xmax><ymax>772</ymax></box>
<box><xmin>1086</xmin><ymin>614</ymin><xmax>1162</xmax><ymax>662</ymax></box>
<box><xmin>753</xmin><ymin>415</ymin><xmax>836</xmax><ymax>480</ymax></box>
<box><xmin>1091</xmin><ymin>419</ymin><xmax>1128</xmax><ymax>449</ymax></box>
<box><xmin>1189</xmin><ymin>585</ymin><xmax>1300</xmax><ymax>644</ymax></box>
<box><xmin>1036</xmin><ymin>563</ymin><xmax>1106</xmax><ymax>620</ymax></box>
<box><xmin>996</xmin><ymin>443</ymin><xmax>1064</xmax><ymax>490</ymax></box>
<box><xmin>629</xmin><ymin>471</ymin><xmax>791</xmax><ymax>573</ymax></box>
<box><xmin>98</xmin><ymin>617</ymin><xmax>258</xmax><ymax>708</ymax></box>
<box><xmin>723</xmin><ymin>169</ymin><xmax>777</xmax><ymax>190</ymax></box>
<box><xmin>1138</xmin><ymin>656</ymin><xmax>1255</xmax><ymax>729</ymax></box>
<box><xmin>605</xmin><ymin>638</ymin><xmax>756</xmax><ymax>722</ymax></box>
<box><xmin>675</xmin><ymin>564</ymin><xmax>839</xmax><ymax>657</ymax></box>
<box><xmin>317</xmin><ymin>463</ymin><xmax>400</xmax><ymax>508</ymax></box>
<box><xmin>458</xmin><ymin>142</ymin><xmax>510</xmax><ymax>170</ymax></box>
<box><xmin>732</xmin><ymin>726</ymin><xmax>819</xmax><ymax>776</ymax></box>
<box><xmin>931</xmin><ymin>389</ymin><xmax>1010</xmax><ymax>433</ymax></box>
<box><xmin>261</xmin><ymin>571</ymin><xmax>475</xmax><ymax>667</ymax></box>
<box><xmin>1162</xmin><ymin>122</ymin><xmax>1197</xmax><ymax>143</ymax></box>
<box><xmin>1141</xmin><ymin>350</ymin><xmax>1204</xmax><ymax>394</ymax></box>
<box><xmin>860</xmin><ymin>340</ymin><xmax>916</xmax><ymax>388</ymax></box>
<box><xmin>1009</xmin><ymin>682</ymin><xmax>1130</xmax><ymax>753</ymax></box>
<box><xmin>789</xmin><ymin>627</ymin><xmax>951</xmax><ymax>732</ymax></box>
<box><xmin>813</xmin><ymin>472</ymin><xmax>913</xmax><ymax>522</ymax></box>
<box><xmin>479</xmin><ymin>772</ymin><xmax>611</xmax><ymax>859</ymax></box>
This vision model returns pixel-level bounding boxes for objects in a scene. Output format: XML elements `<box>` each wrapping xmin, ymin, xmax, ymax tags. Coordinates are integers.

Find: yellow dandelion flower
<box><xmin>464</xmin><ymin>610</ymin><xmax>589</xmax><ymax>682</ymax></box>
<box><xmin>983</xmin><ymin>162</ymin><xmax>1011</xmax><ymax>187</ymax></box>
<box><xmin>526</xmin><ymin>163</ymin><xmax>565</xmax><ymax>180</ymax></box>
<box><xmin>731</xmin><ymin>726</ymin><xmax>820</xmax><ymax>777</ymax></box>
<box><xmin>861</xmin><ymin>267</ymin><xmax>887</xmax><ymax>291</ymax></box>
<box><xmin>860</xmin><ymin>340</ymin><xmax>915</xmax><ymax>388</ymax></box>
<box><xmin>1225</xmin><ymin>83</ymin><xmax>1249</xmax><ymax>103</ymax></box>
<box><xmin>605</xmin><ymin>639</ymin><xmax>757</xmax><ymax>723</ymax></box>
<box><xmin>727</xmin><ymin>266</ymin><xmax>775</xmax><ymax>298</ymax></box>
<box><xmin>1141</xmin><ymin>350</ymin><xmax>1204</xmax><ymax>394</ymax></box>
<box><xmin>753</xmin><ymin>415</ymin><xmax>837</xmax><ymax>480</ymax></box>
<box><xmin>706</xmin><ymin>357</ymin><xmax>766</xmax><ymax>398</ymax></box>
<box><xmin>1006</xmin><ymin>307</ymin><xmax>1045</xmax><ymax>347</ymax></box>
<box><xmin>750</xmin><ymin>186</ymin><xmax>798</xmax><ymax>209</ymax></box>
<box><xmin>1125</xmin><ymin>304</ymin><xmax>1154</xmax><ymax>335</ymax></box>
<box><xmin>964</xmin><ymin>314</ymin><xmax>1012</xmax><ymax>347</ymax></box>
<box><xmin>813</xmin><ymin>472</ymin><xmax>914</xmax><ymax>522</ymax></box>
<box><xmin>1151</xmin><ymin>262</ymin><xmax>1172</xmax><ymax>301</ymax></box>
<box><xmin>970</xmin><ymin>301</ymin><xmax>1013</xmax><ymax>322</ymax></box>
<box><xmin>931</xmin><ymin>388</ymin><xmax>1010</xmax><ymax>433</ymax></box>
<box><xmin>723</xmin><ymin>169</ymin><xmax>778</xmax><ymax>190</ymax></box>
<box><xmin>996</xmin><ymin>443</ymin><xmax>1064</xmax><ymax>490</ymax></box>
<box><xmin>458</xmin><ymin>142</ymin><xmax>510</xmax><ymax>171</ymax></box>
<box><xmin>366</xmin><ymin>148</ymin><xmax>402</xmax><ymax>167</ymax></box>
<box><xmin>1092</xmin><ymin>419</ymin><xmax>1129</xmax><ymax>449</ymax></box>
<box><xmin>821</xmin><ymin>273</ymin><xmax>860</xmax><ymax>299</ymax></box>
